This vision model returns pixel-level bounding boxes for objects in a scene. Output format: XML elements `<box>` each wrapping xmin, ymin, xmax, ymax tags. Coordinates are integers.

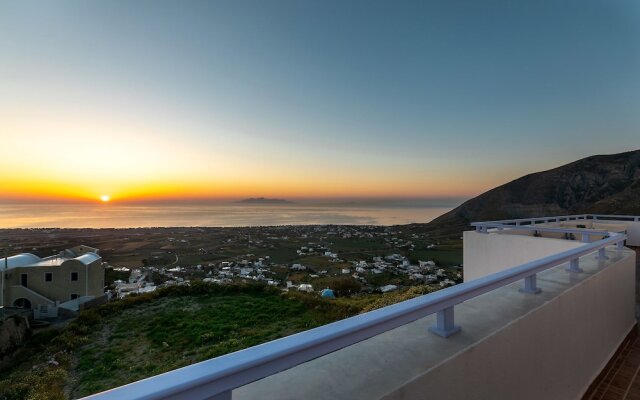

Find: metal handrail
<box><xmin>474</xmin><ymin>214</ymin><xmax>589</xmax><ymax>225</ymax></box>
<box><xmin>470</xmin><ymin>222</ymin><xmax>612</xmax><ymax>237</ymax></box>
<box><xmin>474</xmin><ymin>213</ymin><xmax>639</xmax><ymax>226</ymax></box>
<box><xmin>590</xmin><ymin>214</ymin><xmax>640</xmax><ymax>221</ymax></box>
<box><xmin>82</xmin><ymin>232</ymin><xmax>627</xmax><ymax>400</ymax></box>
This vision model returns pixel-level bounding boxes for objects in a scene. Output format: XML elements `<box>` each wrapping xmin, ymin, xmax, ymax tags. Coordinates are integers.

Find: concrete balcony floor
<box><xmin>584</xmin><ymin>247</ymin><xmax>640</xmax><ymax>400</ymax></box>
<box><xmin>583</xmin><ymin>326</ymin><xmax>640</xmax><ymax>400</ymax></box>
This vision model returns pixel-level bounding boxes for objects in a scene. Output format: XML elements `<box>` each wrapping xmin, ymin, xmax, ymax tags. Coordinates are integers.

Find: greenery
<box><xmin>104</xmin><ymin>268</ymin><xmax>130</xmax><ymax>286</ymax></box>
<box><xmin>0</xmin><ymin>281</ymin><xmax>439</xmax><ymax>399</ymax></box>
<box><xmin>0</xmin><ymin>283</ymin><xmax>359</xmax><ymax>400</ymax></box>
<box><xmin>312</xmin><ymin>276</ymin><xmax>362</xmax><ymax>296</ymax></box>
<box><xmin>408</xmin><ymin>249</ymin><xmax>462</xmax><ymax>266</ymax></box>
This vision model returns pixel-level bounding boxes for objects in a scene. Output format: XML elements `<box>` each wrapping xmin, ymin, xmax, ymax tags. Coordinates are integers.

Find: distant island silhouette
<box><xmin>236</xmin><ymin>197</ymin><xmax>294</xmax><ymax>204</ymax></box>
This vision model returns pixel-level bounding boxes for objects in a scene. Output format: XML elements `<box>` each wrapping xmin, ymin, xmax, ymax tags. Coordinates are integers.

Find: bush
<box><xmin>359</xmin><ymin>285</ymin><xmax>438</xmax><ymax>313</ymax></box>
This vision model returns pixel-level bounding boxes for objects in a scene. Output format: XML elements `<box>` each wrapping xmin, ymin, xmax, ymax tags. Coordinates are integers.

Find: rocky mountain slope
<box><xmin>428</xmin><ymin>149</ymin><xmax>640</xmax><ymax>234</ymax></box>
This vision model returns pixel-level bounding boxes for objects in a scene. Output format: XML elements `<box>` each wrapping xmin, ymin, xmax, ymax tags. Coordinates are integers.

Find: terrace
<box><xmin>83</xmin><ymin>214</ymin><xmax>639</xmax><ymax>400</ymax></box>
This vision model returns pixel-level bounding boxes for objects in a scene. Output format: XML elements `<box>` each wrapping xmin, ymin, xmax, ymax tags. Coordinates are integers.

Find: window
<box><xmin>71</xmin><ymin>272</ymin><xmax>79</xmax><ymax>281</ymax></box>
<box><xmin>70</xmin><ymin>293</ymin><xmax>79</xmax><ymax>300</ymax></box>
<box><xmin>20</xmin><ymin>274</ymin><xmax>28</xmax><ymax>287</ymax></box>
<box><xmin>45</xmin><ymin>272</ymin><xmax>53</xmax><ymax>282</ymax></box>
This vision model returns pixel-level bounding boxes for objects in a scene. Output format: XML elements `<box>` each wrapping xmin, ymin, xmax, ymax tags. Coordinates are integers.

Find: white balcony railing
<box><xmin>471</xmin><ymin>213</ymin><xmax>640</xmax><ymax>230</ymax></box>
<box><xmin>82</xmin><ymin>215</ymin><xmax>636</xmax><ymax>400</ymax></box>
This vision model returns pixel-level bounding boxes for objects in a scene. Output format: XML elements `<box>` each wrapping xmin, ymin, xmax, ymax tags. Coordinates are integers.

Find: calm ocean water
<box><xmin>0</xmin><ymin>203</ymin><xmax>453</xmax><ymax>228</ymax></box>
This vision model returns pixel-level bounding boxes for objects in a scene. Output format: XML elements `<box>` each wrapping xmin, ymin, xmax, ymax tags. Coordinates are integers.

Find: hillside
<box><xmin>0</xmin><ymin>284</ymin><xmax>358</xmax><ymax>399</ymax></box>
<box><xmin>428</xmin><ymin>149</ymin><xmax>640</xmax><ymax>234</ymax></box>
<box><xmin>0</xmin><ymin>283</ymin><xmax>442</xmax><ymax>399</ymax></box>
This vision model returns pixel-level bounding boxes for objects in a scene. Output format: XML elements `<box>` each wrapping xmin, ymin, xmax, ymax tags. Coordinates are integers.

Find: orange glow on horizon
<box><xmin>0</xmin><ymin>105</ymin><xmax>510</xmax><ymax>203</ymax></box>
<box><xmin>0</xmin><ymin>174</ymin><xmax>485</xmax><ymax>204</ymax></box>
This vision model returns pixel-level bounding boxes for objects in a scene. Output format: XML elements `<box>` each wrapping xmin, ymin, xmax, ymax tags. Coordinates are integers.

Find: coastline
<box><xmin>0</xmin><ymin>203</ymin><xmax>454</xmax><ymax>229</ymax></box>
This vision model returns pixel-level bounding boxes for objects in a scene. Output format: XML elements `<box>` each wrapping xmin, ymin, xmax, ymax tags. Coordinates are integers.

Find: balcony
<box><xmin>82</xmin><ymin>214</ymin><xmax>638</xmax><ymax>400</ymax></box>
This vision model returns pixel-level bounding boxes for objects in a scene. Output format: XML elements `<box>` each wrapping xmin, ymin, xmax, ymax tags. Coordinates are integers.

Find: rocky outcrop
<box><xmin>428</xmin><ymin>150</ymin><xmax>640</xmax><ymax>234</ymax></box>
<box><xmin>0</xmin><ymin>316</ymin><xmax>29</xmax><ymax>362</ymax></box>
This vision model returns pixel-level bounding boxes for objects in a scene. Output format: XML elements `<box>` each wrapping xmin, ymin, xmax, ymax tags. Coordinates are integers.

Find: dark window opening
<box><xmin>71</xmin><ymin>272</ymin><xmax>79</xmax><ymax>281</ymax></box>
<box><xmin>45</xmin><ymin>272</ymin><xmax>53</xmax><ymax>282</ymax></box>
<box><xmin>13</xmin><ymin>298</ymin><xmax>31</xmax><ymax>308</ymax></box>
<box><xmin>20</xmin><ymin>274</ymin><xmax>28</xmax><ymax>287</ymax></box>
<box><xmin>70</xmin><ymin>293</ymin><xmax>79</xmax><ymax>300</ymax></box>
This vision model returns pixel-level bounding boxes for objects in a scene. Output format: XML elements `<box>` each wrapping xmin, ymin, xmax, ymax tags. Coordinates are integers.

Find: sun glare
<box><xmin>100</xmin><ymin>195</ymin><xmax>110</xmax><ymax>202</ymax></box>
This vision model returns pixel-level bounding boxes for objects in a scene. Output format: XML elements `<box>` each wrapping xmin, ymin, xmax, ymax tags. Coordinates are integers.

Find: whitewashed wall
<box><xmin>463</xmin><ymin>231</ymin><xmax>584</xmax><ymax>282</ymax></box>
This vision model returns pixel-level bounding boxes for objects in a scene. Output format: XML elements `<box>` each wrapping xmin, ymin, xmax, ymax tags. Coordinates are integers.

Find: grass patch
<box><xmin>0</xmin><ymin>283</ymin><xmax>359</xmax><ymax>399</ymax></box>
<box><xmin>408</xmin><ymin>249</ymin><xmax>462</xmax><ymax>266</ymax></box>
<box><xmin>0</xmin><ymin>281</ymin><xmax>444</xmax><ymax>399</ymax></box>
<box><xmin>330</xmin><ymin>238</ymin><xmax>388</xmax><ymax>252</ymax></box>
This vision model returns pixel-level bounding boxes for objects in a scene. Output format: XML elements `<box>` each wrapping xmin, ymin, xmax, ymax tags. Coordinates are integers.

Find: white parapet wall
<box><xmin>382</xmin><ymin>249</ymin><xmax>636</xmax><ymax>400</ymax></box>
<box><xmin>543</xmin><ymin>219</ymin><xmax>640</xmax><ymax>247</ymax></box>
<box><xmin>463</xmin><ymin>230</ymin><xmax>585</xmax><ymax>282</ymax></box>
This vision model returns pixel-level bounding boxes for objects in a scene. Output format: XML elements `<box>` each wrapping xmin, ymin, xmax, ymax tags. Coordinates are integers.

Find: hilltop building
<box><xmin>1</xmin><ymin>245</ymin><xmax>105</xmax><ymax>318</ymax></box>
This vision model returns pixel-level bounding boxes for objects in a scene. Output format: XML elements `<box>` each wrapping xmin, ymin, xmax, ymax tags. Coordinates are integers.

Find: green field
<box><xmin>330</xmin><ymin>237</ymin><xmax>388</xmax><ymax>252</ymax></box>
<box><xmin>74</xmin><ymin>292</ymin><xmax>333</xmax><ymax>396</ymax></box>
<box><xmin>0</xmin><ymin>280</ymin><xmax>448</xmax><ymax>400</ymax></box>
<box><xmin>0</xmin><ymin>284</ymin><xmax>359</xmax><ymax>400</ymax></box>
<box><xmin>408</xmin><ymin>249</ymin><xmax>462</xmax><ymax>266</ymax></box>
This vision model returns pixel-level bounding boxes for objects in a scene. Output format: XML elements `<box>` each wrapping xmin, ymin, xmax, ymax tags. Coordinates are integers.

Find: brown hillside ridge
<box><xmin>428</xmin><ymin>149</ymin><xmax>640</xmax><ymax>234</ymax></box>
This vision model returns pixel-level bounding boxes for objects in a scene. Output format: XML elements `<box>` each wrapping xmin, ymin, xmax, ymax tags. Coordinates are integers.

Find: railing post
<box><xmin>581</xmin><ymin>233</ymin><xmax>591</xmax><ymax>243</ymax></box>
<box><xmin>596</xmin><ymin>247</ymin><xmax>608</xmax><ymax>260</ymax></box>
<box><xmin>429</xmin><ymin>306</ymin><xmax>461</xmax><ymax>338</ymax></box>
<box><xmin>566</xmin><ymin>258</ymin><xmax>582</xmax><ymax>273</ymax></box>
<box><xmin>617</xmin><ymin>240</ymin><xmax>625</xmax><ymax>250</ymax></box>
<box><xmin>210</xmin><ymin>391</ymin><xmax>232</xmax><ymax>400</ymax></box>
<box><xmin>519</xmin><ymin>274</ymin><xmax>541</xmax><ymax>294</ymax></box>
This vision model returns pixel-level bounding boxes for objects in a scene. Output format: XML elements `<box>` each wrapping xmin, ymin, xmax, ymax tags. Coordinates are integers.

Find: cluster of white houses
<box><xmin>1</xmin><ymin>245</ymin><xmax>105</xmax><ymax>318</ymax></box>
<box><xmin>132</xmin><ymin>248</ymin><xmax>458</xmax><ymax>296</ymax></box>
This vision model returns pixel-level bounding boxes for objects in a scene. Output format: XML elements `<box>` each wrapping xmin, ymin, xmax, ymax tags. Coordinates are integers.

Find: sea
<box><xmin>0</xmin><ymin>201</ymin><xmax>457</xmax><ymax>229</ymax></box>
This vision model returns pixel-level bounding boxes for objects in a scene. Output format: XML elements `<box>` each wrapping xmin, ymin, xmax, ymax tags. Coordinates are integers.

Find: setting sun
<box><xmin>100</xmin><ymin>195</ymin><xmax>110</xmax><ymax>202</ymax></box>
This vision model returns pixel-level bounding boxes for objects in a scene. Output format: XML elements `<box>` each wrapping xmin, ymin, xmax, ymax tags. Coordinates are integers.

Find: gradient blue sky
<box><xmin>0</xmin><ymin>0</ymin><xmax>638</xmax><ymax>201</ymax></box>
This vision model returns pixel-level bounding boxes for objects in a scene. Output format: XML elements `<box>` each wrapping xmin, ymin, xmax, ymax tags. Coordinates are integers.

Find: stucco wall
<box><xmin>383</xmin><ymin>252</ymin><xmax>636</xmax><ymax>400</ymax></box>
<box><xmin>3</xmin><ymin>261</ymin><xmax>104</xmax><ymax>307</ymax></box>
<box><xmin>463</xmin><ymin>231</ymin><xmax>584</xmax><ymax>282</ymax></box>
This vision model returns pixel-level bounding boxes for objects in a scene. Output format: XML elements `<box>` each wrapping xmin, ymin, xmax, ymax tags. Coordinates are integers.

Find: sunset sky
<box><xmin>1</xmin><ymin>1</ymin><xmax>639</xmax><ymax>203</ymax></box>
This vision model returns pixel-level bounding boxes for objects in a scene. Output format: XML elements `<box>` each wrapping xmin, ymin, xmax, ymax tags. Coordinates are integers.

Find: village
<box><xmin>105</xmin><ymin>224</ymin><xmax>463</xmax><ymax>299</ymax></box>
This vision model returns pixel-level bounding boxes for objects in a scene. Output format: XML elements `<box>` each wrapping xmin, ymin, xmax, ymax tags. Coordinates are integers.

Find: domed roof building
<box><xmin>1</xmin><ymin>245</ymin><xmax>105</xmax><ymax>318</ymax></box>
<box><xmin>320</xmin><ymin>288</ymin><xmax>335</xmax><ymax>298</ymax></box>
